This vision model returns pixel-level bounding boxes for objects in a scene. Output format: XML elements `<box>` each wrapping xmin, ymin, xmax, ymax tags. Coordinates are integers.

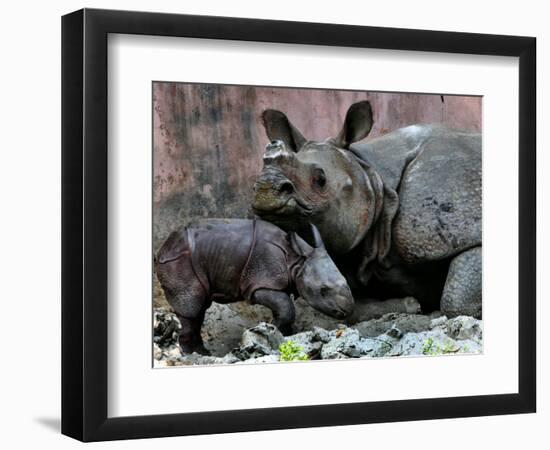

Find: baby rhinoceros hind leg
<box><xmin>175</xmin><ymin>310</ymin><xmax>210</xmax><ymax>356</ymax></box>
<box><xmin>252</xmin><ymin>289</ymin><xmax>296</xmax><ymax>336</ymax></box>
<box><xmin>440</xmin><ymin>246</ymin><xmax>482</xmax><ymax>318</ymax></box>
<box><xmin>155</xmin><ymin>260</ymin><xmax>211</xmax><ymax>354</ymax></box>
<box><xmin>166</xmin><ymin>283</ymin><xmax>210</xmax><ymax>355</ymax></box>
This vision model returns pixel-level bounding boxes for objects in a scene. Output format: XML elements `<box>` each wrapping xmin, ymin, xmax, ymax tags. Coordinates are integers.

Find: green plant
<box><xmin>441</xmin><ymin>341</ymin><xmax>458</xmax><ymax>354</ymax></box>
<box><xmin>422</xmin><ymin>337</ymin><xmax>458</xmax><ymax>355</ymax></box>
<box><xmin>279</xmin><ymin>340</ymin><xmax>309</xmax><ymax>362</ymax></box>
<box><xmin>422</xmin><ymin>337</ymin><xmax>436</xmax><ymax>355</ymax></box>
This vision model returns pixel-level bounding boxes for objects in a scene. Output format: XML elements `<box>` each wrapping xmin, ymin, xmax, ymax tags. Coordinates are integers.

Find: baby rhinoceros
<box><xmin>155</xmin><ymin>219</ymin><xmax>354</xmax><ymax>355</ymax></box>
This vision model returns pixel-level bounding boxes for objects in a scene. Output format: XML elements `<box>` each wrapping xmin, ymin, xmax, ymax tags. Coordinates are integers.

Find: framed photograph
<box><xmin>62</xmin><ymin>8</ymin><xmax>536</xmax><ymax>442</ymax></box>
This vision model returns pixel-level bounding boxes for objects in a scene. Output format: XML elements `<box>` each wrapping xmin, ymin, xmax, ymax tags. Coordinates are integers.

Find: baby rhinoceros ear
<box><xmin>310</xmin><ymin>223</ymin><xmax>326</xmax><ymax>249</ymax></box>
<box><xmin>289</xmin><ymin>232</ymin><xmax>314</xmax><ymax>257</ymax></box>
<box><xmin>156</xmin><ymin>229</ymin><xmax>190</xmax><ymax>264</ymax></box>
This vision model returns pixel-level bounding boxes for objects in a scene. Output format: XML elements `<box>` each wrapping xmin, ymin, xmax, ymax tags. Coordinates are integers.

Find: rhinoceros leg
<box><xmin>441</xmin><ymin>246</ymin><xmax>482</xmax><ymax>318</ymax></box>
<box><xmin>252</xmin><ymin>289</ymin><xmax>295</xmax><ymax>335</ymax></box>
<box><xmin>175</xmin><ymin>311</ymin><xmax>210</xmax><ymax>355</ymax></box>
<box><xmin>165</xmin><ymin>281</ymin><xmax>211</xmax><ymax>355</ymax></box>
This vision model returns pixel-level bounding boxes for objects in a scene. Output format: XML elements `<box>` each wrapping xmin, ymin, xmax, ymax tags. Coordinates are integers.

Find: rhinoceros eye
<box><xmin>312</xmin><ymin>167</ymin><xmax>326</xmax><ymax>190</ymax></box>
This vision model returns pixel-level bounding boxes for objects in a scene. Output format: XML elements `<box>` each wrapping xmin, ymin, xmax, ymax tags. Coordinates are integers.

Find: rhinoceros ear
<box><xmin>262</xmin><ymin>109</ymin><xmax>307</xmax><ymax>152</ymax></box>
<box><xmin>289</xmin><ymin>232</ymin><xmax>314</xmax><ymax>257</ymax></box>
<box><xmin>334</xmin><ymin>101</ymin><xmax>373</xmax><ymax>149</ymax></box>
<box><xmin>310</xmin><ymin>224</ymin><xmax>326</xmax><ymax>249</ymax></box>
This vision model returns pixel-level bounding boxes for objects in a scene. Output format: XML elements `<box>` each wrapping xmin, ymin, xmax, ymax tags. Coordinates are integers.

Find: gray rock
<box><xmin>235</xmin><ymin>355</ymin><xmax>280</xmax><ymax>364</ymax></box>
<box><xmin>320</xmin><ymin>327</ymin><xmax>362</xmax><ymax>359</ymax></box>
<box><xmin>152</xmin><ymin>302</ymin><xmax>483</xmax><ymax>366</ymax></box>
<box><xmin>153</xmin><ymin>343</ymin><xmax>163</xmax><ymax>360</ymax></box>
<box><xmin>202</xmin><ymin>302</ymin><xmax>273</xmax><ymax>356</ymax></box>
<box><xmin>153</xmin><ymin>309</ymin><xmax>181</xmax><ymax>346</ymax></box>
<box><xmin>159</xmin><ymin>351</ymin><xmax>242</xmax><ymax>366</ymax></box>
<box><xmin>447</xmin><ymin>316</ymin><xmax>483</xmax><ymax>342</ymax></box>
<box><xmin>384</xmin><ymin>329</ymin><xmax>482</xmax><ymax>357</ymax></box>
<box><xmin>234</xmin><ymin>322</ymin><xmax>284</xmax><ymax>360</ymax></box>
<box><xmin>284</xmin><ymin>331</ymin><xmax>323</xmax><ymax>359</ymax></box>
<box><xmin>348</xmin><ymin>297</ymin><xmax>421</xmax><ymax>323</ymax></box>
<box><xmin>430</xmin><ymin>315</ymin><xmax>448</xmax><ymax>329</ymax></box>
<box><xmin>428</xmin><ymin>311</ymin><xmax>445</xmax><ymax>320</ymax></box>
<box><xmin>455</xmin><ymin>339</ymin><xmax>483</xmax><ymax>354</ymax></box>
<box><xmin>198</xmin><ymin>296</ymin><xmax>349</xmax><ymax>356</ymax></box>
<box><xmin>386</xmin><ymin>324</ymin><xmax>404</xmax><ymax>339</ymax></box>
<box><xmin>311</xmin><ymin>326</ymin><xmax>332</xmax><ymax>343</ymax></box>
<box><xmin>386</xmin><ymin>330</ymin><xmax>449</xmax><ymax>356</ymax></box>
<box><xmin>319</xmin><ymin>327</ymin><xmax>395</xmax><ymax>359</ymax></box>
<box><xmin>353</xmin><ymin>313</ymin><xmax>432</xmax><ymax>338</ymax></box>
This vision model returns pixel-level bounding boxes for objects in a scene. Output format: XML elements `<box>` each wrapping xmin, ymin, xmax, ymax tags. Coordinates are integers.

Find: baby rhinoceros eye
<box><xmin>320</xmin><ymin>285</ymin><xmax>330</xmax><ymax>296</ymax></box>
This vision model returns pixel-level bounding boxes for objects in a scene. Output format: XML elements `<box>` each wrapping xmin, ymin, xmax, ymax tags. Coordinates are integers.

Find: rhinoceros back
<box><xmin>352</xmin><ymin>125</ymin><xmax>481</xmax><ymax>264</ymax></box>
<box><xmin>393</xmin><ymin>129</ymin><xmax>481</xmax><ymax>264</ymax></box>
<box><xmin>350</xmin><ymin>124</ymin><xmax>443</xmax><ymax>190</ymax></box>
<box><xmin>190</xmin><ymin>219</ymin><xmax>294</xmax><ymax>302</ymax></box>
<box><xmin>190</xmin><ymin>219</ymin><xmax>254</xmax><ymax>300</ymax></box>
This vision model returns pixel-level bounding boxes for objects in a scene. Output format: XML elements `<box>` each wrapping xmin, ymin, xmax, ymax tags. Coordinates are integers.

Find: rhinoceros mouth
<box><xmin>252</xmin><ymin>195</ymin><xmax>313</xmax><ymax>216</ymax></box>
<box><xmin>252</xmin><ymin>166</ymin><xmax>318</xmax><ymax>218</ymax></box>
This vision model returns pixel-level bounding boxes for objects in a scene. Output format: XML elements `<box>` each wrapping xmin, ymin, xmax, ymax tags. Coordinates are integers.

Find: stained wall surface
<box><xmin>153</xmin><ymin>82</ymin><xmax>481</xmax><ymax>247</ymax></box>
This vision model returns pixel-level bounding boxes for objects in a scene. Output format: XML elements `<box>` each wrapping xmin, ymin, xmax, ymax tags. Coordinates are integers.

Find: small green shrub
<box><xmin>279</xmin><ymin>340</ymin><xmax>309</xmax><ymax>362</ymax></box>
<box><xmin>441</xmin><ymin>341</ymin><xmax>458</xmax><ymax>354</ymax></box>
<box><xmin>422</xmin><ymin>337</ymin><xmax>436</xmax><ymax>355</ymax></box>
<box><xmin>422</xmin><ymin>337</ymin><xmax>458</xmax><ymax>355</ymax></box>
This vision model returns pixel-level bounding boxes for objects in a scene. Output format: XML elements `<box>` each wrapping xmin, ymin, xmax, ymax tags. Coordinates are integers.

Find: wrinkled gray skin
<box><xmin>252</xmin><ymin>101</ymin><xmax>481</xmax><ymax>318</ymax></box>
<box><xmin>155</xmin><ymin>219</ymin><xmax>354</xmax><ymax>354</ymax></box>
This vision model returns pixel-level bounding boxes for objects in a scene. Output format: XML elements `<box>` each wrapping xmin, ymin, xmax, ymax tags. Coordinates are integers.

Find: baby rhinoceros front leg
<box><xmin>252</xmin><ymin>288</ymin><xmax>296</xmax><ymax>336</ymax></box>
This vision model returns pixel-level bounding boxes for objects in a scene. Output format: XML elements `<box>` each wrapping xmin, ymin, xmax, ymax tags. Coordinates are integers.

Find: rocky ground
<box><xmin>153</xmin><ymin>296</ymin><xmax>482</xmax><ymax>367</ymax></box>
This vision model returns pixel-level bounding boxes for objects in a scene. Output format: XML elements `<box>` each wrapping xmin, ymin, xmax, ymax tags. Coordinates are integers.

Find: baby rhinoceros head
<box><xmin>291</xmin><ymin>225</ymin><xmax>354</xmax><ymax>319</ymax></box>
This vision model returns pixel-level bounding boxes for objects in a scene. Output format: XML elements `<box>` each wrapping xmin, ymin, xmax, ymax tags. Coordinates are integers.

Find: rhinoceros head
<box><xmin>253</xmin><ymin>101</ymin><xmax>384</xmax><ymax>256</ymax></box>
<box><xmin>290</xmin><ymin>224</ymin><xmax>354</xmax><ymax>319</ymax></box>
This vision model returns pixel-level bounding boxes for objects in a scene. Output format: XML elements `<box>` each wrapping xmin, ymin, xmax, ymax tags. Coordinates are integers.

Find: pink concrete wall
<box><xmin>152</xmin><ymin>82</ymin><xmax>481</xmax><ymax>245</ymax></box>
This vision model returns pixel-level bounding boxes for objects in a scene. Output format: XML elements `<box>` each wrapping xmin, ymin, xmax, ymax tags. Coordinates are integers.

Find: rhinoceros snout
<box><xmin>253</xmin><ymin>167</ymin><xmax>295</xmax><ymax>193</ymax></box>
<box><xmin>253</xmin><ymin>178</ymin><xmax>295</xmax><ymax>195</ymax></box>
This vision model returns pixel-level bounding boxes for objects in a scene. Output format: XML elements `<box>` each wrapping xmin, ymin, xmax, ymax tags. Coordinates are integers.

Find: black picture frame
<box><xmin>61</xmin><ymin>8</ymin><xmax>536</xmax><ymax>442</ymax></box>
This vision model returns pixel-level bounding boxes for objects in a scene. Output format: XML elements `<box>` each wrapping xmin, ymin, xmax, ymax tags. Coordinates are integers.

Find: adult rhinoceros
<box><xmin>251</xmin><ymin>101</ymin><xmax>481</xmax><ymax>318</ymax></box>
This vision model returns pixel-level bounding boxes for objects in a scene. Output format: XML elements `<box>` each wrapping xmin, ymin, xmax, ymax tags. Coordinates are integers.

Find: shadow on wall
<box><xmin>153</xmin><ymin>82</ymin><xmax>481</xmax><ymax>248</ymax></box>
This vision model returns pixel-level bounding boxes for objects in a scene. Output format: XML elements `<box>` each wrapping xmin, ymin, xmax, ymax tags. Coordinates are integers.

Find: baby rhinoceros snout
<box><xmin>324</xmin><ymin>285</ymin><xmax>354</xmax><ymax>319</ymax></box>
<box><xmin>335</xmin><ymin>291</ymin><xmax>355</xmax><ymax>318</ymax></box>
